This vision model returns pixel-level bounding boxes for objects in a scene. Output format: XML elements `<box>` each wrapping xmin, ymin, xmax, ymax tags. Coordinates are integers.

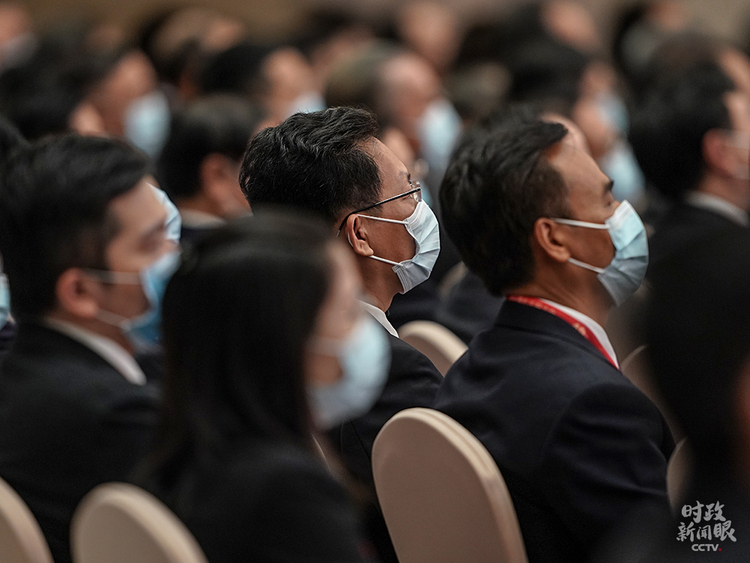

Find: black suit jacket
<box><xmin>596</xmin><ymin>475</ymin><xmax>750</xmax><ymax>563</ymax></box>
<box><xmin>435</xmin><ymin>270</ymin><xmax>504</xmax><ymax>344</ymax></box>
<box><xmin>0</xmin><ymin>323</ymin><xmax>160</xmax><ymax>563</ymax></box>
<box><xmin>328</xmin><ymin>331</ymin><xmax>443</xmax><ymax>563</ymax></box>
<box><xmin>434</xmin><ymin>301</ymin><xmax>673</xmax><ymax>563</ymax></box>
<box><xmin>148</xmin><ymin>440</ymin><xmax>368</xmax><ymax>563</ymax></box>
<box><xmin>648</xmin><ymin>203</ymin><xmax>746</xmax><ymax>274</ymax></box>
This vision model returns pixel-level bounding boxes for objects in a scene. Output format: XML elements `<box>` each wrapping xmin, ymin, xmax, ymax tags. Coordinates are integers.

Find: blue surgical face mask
<box><xmin>552</xmin><ymin>200</ymin><xmax>649</xmax><ymax>306</ymax></box>
<box><xmin>359</xmin><ymin>200</ymin><xmax>441</xmax><ymax>293</ymax></box>
<box><xmin>125</xmin><ymin>90</ymin><xmax>171</xmax><ymax>159</ymax></box>
<box><xmin>149</xmin><ymin>184</ymin><xmax>182</xmax><ymax>245</ymax></box>
<box><xmin>419</xmin><ymin>97</ymin><xmax>462</xmax><ymax>173</ymax></box>
<box><xmin>307</xmin><ymin>314</ymin><xmax>391</xmax><ymax>430</ymax></box>
<box><xmin>0</xmin><ymin>273</ymin><xmax>9</xmax><ymax>328</ymax></box>
<box><xmin>92</xmin><ymin>250</ymin><xmax>181</xmax><ymax>351</ymax></box>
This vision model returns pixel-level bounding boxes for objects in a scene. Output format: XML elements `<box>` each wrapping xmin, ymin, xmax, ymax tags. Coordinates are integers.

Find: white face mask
<box><xmin>125</xmin><ymin>90</ymin><xmax>171</xmax><ymax>158</ymax></box>
<box><xmin>552</xmin><ymin>200</ymin><xmax>649</xmax><ymax>306</ymax></box>
<box><xmin>306</xmin><ymin>315</ymin><xmax>391</xmax><ymax>429</ymax></box>
<box><xmin>358</xmin><ymin>200</ymin><xmax>441</xmax><ymax>293</ymax></box>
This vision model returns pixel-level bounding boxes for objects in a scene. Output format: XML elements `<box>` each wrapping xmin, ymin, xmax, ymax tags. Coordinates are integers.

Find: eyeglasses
<box><xmin>337</xmin><ymin>181</ymin><xmax>422</xmax><ymax>234</ymax></box>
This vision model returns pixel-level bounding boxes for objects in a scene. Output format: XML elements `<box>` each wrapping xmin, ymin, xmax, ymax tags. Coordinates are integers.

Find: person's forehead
<box><xmin>369</xmin><ymin>138</ymin><xmax>410</xmax><ymax>193</ymax></box>
<box><xmin>107</xmin><ymin>179</ymin><xmax>165</xmax><ymax>228</ymax></box>
<box><xmin>548</xmin><ymin>138</ymin><xmax>609</xmax><ymax>195</ymax></box>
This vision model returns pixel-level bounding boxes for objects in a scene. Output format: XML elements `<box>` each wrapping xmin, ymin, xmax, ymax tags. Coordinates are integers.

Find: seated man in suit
<box><xmin>157</xmin><ymin>95</ymin><xmax>262</xmax><ymax>244</ymax></box>
<box><xmin>0</xmin><ymin>135</ymin><xmax>174</xmax><ymax>563</ymax></box>
<box><xmin>240</xmin><ymin>106</ymin><xmax>443</xmax><ymax>562</ymax></box>
<box><xmin>434</xmin><ymin>107</ymin><xmax>673</xmax><ymax>563</ymax></box>
<box><xmin>630</xmin><ymin>58</ymin><xmax>750</xmax><ymax>272</ymax></box>
<box><xmin>597</xmin><ymin>231</ymin><xmax>750</xmax><ymax>562</ymax></box>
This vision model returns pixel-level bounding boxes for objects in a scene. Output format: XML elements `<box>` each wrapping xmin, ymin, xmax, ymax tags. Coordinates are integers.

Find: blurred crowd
<box><xmin>2</xmin><ymin>1</ymin><xmax>750</xmax><ymax>562</ymax></box>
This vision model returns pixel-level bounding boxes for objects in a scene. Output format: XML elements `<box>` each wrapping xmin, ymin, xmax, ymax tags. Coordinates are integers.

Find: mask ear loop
<box><xmin>549</xmin><ymin>218</ymin><xmax>610</xmax><ymax>274</ymax></box>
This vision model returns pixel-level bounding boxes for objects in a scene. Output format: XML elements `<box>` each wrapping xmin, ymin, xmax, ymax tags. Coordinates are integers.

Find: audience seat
<box><xmin>399</xmin><ymin>321</ymin><xmax>467</xmax><ymax>375</ymax></box>
<box><xmin>666</xmin><ymin>438</ymin><xmax>694</xmax><ymax>514</ymax></box>
<box><xmin>372</xmin><ymin>407</ymin><xmax>528</xmax><ymax>563</ymax></box>
<box><xmin>0</xmin><ymin>476</ymin><xmax>54</xmax><ymax>563</ymax></box>
<box><xmin>71</xmin><ymin>483</ymin><xmax>207</xmax><ymax>563</ymax></box>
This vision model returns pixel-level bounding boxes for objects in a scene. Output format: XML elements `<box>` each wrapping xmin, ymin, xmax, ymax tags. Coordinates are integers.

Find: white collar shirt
<box><xmin>42</xmin><ymin>317</ymin><xmax>147</xmax><ymax>385</ymax></box>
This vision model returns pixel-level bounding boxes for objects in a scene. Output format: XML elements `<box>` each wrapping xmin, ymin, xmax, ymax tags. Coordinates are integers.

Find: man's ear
<box><xmin>533</xmin><ymin>217</ymin><xmax>571</xmax><ymax>263</ymax></box>
<box><xmin>200</xmin><ymin>153</ymin><xmax>234</xmax><ymax>195</ymax></box>
<box><xmin>342</xmin><ymin>215</ymin><xmax>374</xmax><ymax>258</ymax></box>
<box><xmin>703</xmin><ymin>129</ymin><xmax>734</xmax><ymax>176</ymax></box>
<box><xmin>55</xmin><ymin>268</ymin><xmax>102</xmax><ymax>319</ymax></box>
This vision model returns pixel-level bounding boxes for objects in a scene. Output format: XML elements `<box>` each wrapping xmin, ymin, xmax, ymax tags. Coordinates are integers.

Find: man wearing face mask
<box><xmin>0</xmin><ymin>135</ymin><xmax>176</xmax><ymax>563</ymax></box>
<box><xmin>240</xmin><ymin>106</ymin><xmax>443</xmax><ymax>563</ymax></box>
<box><xmin>435</xmin><ymin>108</ymin><xmax>673</xmax><ymax>563</ymax></box>
<box><xmin>631</xmin><ymin>58</ymin><xmax>750</xmax><ymax>273</ymax></box>
<box><xmin>157</xmin><ymin>95</ymin><xmax>263</xmax><ymax>244</ymax></box>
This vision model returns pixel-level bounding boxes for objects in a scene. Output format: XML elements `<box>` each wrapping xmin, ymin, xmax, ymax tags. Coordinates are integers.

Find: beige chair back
<box><xmin>399</xmin><ymin>321</ymin><xmax>468</xmax><ymax>375</ymax></box>
<box><xmin>71</xmin><ymin>483</ymin><xmax>208</xmax><ymax>563</ymax></box>
<box><xmin>372</xmin><ymin>407</ymin><xmax>528</xmax><ymax>563</ymax></box>
<box><xmin>667</xmin><ymin>438</ymin><xmax>694</xmax><ymax>514</ymax></box>
<box><xmin>0</xmin><ymin>476</ymin><xmax>53</xmax><ymax>563</ymax></box>
<box><xmin>621</xmin><ymin>345</ymin><xmax>683</xmax><ymax>442</ymax></box>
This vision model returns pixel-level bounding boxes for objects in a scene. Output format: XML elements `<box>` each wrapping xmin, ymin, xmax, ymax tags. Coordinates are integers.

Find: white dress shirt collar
<box><xmin>360</xmin><ymin>300</ymin><xmax>398</xmax><ymax>338</ymax></box>
<box><xmin>42</xmin><ymin>317</ymin><xmax>147</xmax><ymax>385</ymax></box>
<box><xmin>539</xmin><ymin>298</ymin><xmax>619</xmax><ymax>368</ymax></box>
<box><xmin>686</xmin><ymin>191</ymin><xmax>749</xmax><ymax>227</ymax></box>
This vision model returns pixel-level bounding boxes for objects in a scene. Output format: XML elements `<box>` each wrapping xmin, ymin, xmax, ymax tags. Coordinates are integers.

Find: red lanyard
<box><xmin>506</xmin><ymin>295</ymin><xmax>618</xmax><ymax>369</ymax></box>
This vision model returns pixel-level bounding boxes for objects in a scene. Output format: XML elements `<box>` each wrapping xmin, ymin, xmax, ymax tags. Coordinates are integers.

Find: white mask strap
<box><xmin>356</xmin><ymin>214</ymin><xmax>408</xmax><ymax>226</ymax></box>
<box><xmin>551</xmin><ymin>218</ymin><xmax>609</xmax><ymax>229</ymax></box>
<box><xmin>568</xmin><ymin>257</ymin><xmax>606</xmax><ymax>274</ymax></box>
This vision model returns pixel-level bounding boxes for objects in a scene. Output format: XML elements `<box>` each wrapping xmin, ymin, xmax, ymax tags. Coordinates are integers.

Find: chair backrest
<box><xmin>372</xmin><ymin>407</ymin><xmax>528</xmax><ymax>563</ymax></box>
<box><xmin>621</xmin><ymin>345</ymin><xmax>684</xmax><ymax>442</ymax></box>
<box><xmin>667</xmin><ymin>438</ymin><xmax>694</xmax><ymax>514</ymax></box>
<box><xmin>399</xmin><ymin>321</ymin><xmax>468</xmax><ymax>376</ymax></box>
<box><xmin>0</xmin><ymin>476</ymin><xmax>54</xmax><ymax>563</ymax></box>
<box><xmin>71</xmin><ymin>483</ymin><xmax>208</xmax><ymax>563</ymax></box>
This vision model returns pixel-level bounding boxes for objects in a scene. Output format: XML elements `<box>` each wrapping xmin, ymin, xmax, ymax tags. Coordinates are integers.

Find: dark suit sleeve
<box><xmin>538</xmin><ymin>382</ymin><xmax>671</xmax><ymax>547</ymax></box>
<box><xmin>329</xmin><ymin>336</ymin><xmax>443</xmax><ymax>487</ymax></box>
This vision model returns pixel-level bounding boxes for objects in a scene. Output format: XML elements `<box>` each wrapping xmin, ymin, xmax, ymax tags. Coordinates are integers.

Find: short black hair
<box><xmin>440</xmin><ymin>107</ymin><xmax>569</xmax><ymax>296</ymax></box>
<box><xmin>157</xmin><ymin>95</ymin><xmax>264</xmax><ymax>201</ymax></box>
<box><xmin>629</xmin><ymin>61</ymin><xmax>735</xmax><ymax>200</ymax></box>
<box><xmin>200</xmin><ymin>42</ymin><xmax>272</xmax><ymax>98</ymax></box>
<box><xmin>0</xmin><ymin>134</ymin><xmax>149</xmax><ymax>318</ymax></box>
<box><xmin>645</xmin><ymin>229</ymin><xmax>750</xmax><ymax>473</ymax></box>
<box><xmin>144</xmin><ymin>209</ymin><xmax>334</xmax><ymax>481</ymax></box>
<box><xmin>240</xmin><ymin>106</ymin><xmax>381</xmax><ymax>225</ymax></box>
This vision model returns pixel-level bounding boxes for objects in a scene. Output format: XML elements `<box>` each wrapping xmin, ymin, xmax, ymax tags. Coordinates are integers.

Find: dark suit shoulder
<box><xmin>170</xmin><ymin>441</ymin><xmax>366</xmax><ymax>563</ymax></box>
<box><xmin>388</xmin><ymin>333</ymin><xmax>444</xmax><ymax>384</ymax></box>
<box><xmin>0</xmin><ymin>324</ymin><xmax>159</xmax><ymax>418</ymax></box>
<box><xmin>649</xmin><ymin>204</ymin><xmax>745</xmax><ymax>273</ymax></box>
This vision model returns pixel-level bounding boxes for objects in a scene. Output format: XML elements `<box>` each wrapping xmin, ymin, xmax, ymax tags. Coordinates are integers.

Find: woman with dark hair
<box><xmin>140</xmin><ymin>209</ymin><xmax>390</xmax><ymax>562</ymax></box>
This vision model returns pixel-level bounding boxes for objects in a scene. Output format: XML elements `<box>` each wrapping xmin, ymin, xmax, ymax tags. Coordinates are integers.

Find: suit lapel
<box><xmin>495</xmin><ymin>300</ymin><xmax>618</xmax><ymax>370</ymax></box>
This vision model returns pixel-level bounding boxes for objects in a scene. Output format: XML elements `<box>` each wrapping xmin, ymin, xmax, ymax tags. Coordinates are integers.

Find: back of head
<box><xmin>157</xmin><ymin>95</ymin><xmax>264</xmax><ymax>201</ymax></box>
<box><xmin>645</xmin><ymin>229</ymin><xmax>750</xmax><ymax>474</ymax></box>
<box><xmin>200</xmin><ymin>42</ymin><xmax>272</xmax><ymax>98</ymax></box>
<box><xmin>0</xmin><ymin>56</ymin><xmax>87</xmax><ymax>140</ymax></box>
<box><xmin>507</xmin><ymin>36</ymin><xmax>590</xmax><ymax>116</ymax></box>
<box><xmin>324</xmin><ymin>41</ymin><xmax>402</xmax><ymax>111</ymax></box>
<box><xmin>240</xmin><ymin>106</ymin><xmax>381</xmax><ymax>225</ymax></box>
<box><xmin>0</xmin><ymin>134</ymin><xmax>149</xmax><ymax>319</ymax></box>
<box><xmin>629</xmin><ymin>60</ymin><xmax>735</xmax><ymax>200</ymax></box>
<box><xmin>440</xmin><ymin>107</ymin><xmax>568</xmax><ymax>296</ymax></box>
<box><xmin>156</xmin><ymin>209</ymin><xmax>333</xmax><ymax>467</ymax></box>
